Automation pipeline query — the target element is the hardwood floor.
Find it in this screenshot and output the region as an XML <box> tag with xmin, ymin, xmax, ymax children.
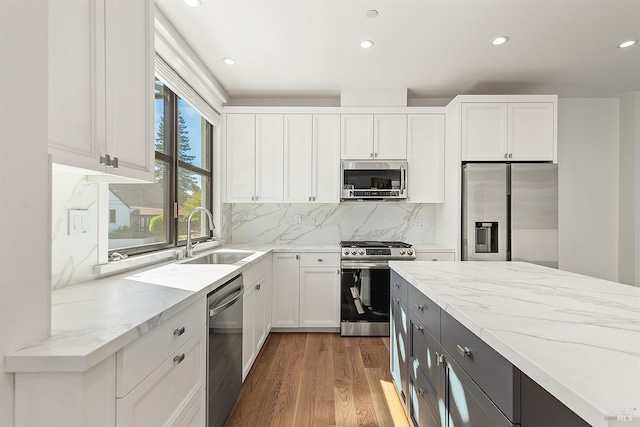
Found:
<box><xmin>227</xmin><ymin>333</ymin><xmax>411</xmax><ymax>427</ymax></box>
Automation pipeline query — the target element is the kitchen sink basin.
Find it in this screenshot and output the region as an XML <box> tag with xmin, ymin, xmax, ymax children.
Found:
<box><xmin>183</xmin><ymin>251</ymin><xmax>255</xmax><ymax>265</ymax></box>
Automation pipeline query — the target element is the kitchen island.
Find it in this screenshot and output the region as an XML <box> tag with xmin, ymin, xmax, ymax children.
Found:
<box><xmin>389</xmin><ymin>261</ymin><xmax>640</xmax><ymax>427</ymax></box>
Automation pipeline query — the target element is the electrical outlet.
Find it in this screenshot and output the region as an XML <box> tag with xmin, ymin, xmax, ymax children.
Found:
<box><xmin>418</xmin><ymin>216</ymin><xmax>425</xmax><ymax>227</ymax></box>
<box><xmin>69</xmin><ymin>209</ymin><xmax>89</xmax><ymax>236</ymax></box>
<box><xmin>294</xmin><ymin>214</ymin><xmax>302</xmax><ymax>225</ymax></box>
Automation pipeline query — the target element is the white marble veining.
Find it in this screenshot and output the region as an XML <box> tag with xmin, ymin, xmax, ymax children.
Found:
<box><xmin>230</xmin><ymin>202</ymin><xmax>435</xmax><ymax>244</ymax></box>
<box><xmin>389</xmin><ymin>261</ymin><xmax>640</xmax><ymax>427</ymax></box>
<box><xmin>5</xmin><ymin>249</ymin><xmax>268</xmax><ymax>373</ymax></box>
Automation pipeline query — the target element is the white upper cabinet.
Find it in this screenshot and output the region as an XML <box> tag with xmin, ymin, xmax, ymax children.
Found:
<box><xmin>406</xmin><ymin>114</ymin><xmax>445</xmax><ymax>203</ymax></box>
<box><xmin>374</xmin><ymin>114</ymin><xmax>407</xmax><ymax>159</ymax></box>
<box><xmin>226</xmin><ymin>114</ymin><xmax>284</xmax><ymax>203</ymax></box>
<box><xmin>341</xmin><ymin>114</ymin><xmax>407</xmax><ymax>160</ymax></box>
<box><xmin>461</xmin><ymin>102</ymin><xmax>555</xmax><ymax>161</ymax></box>
<box><xmin>48</xmin><ymin>0</ymin><xmax>154</xmax><ymax>182</ymax></box>
<box><xmin>284</xmin><ymin>114</ymin><xmax>340</xmax><ymax>203</ymax></box>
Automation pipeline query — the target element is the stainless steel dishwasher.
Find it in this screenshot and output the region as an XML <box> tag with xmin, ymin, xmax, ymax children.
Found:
<box><xmin>207</xmin><ymin>274</ymin><xmax>244</xmax><ymax>427</ymax></box>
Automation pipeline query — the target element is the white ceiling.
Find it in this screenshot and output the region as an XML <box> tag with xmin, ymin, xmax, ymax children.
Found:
<box><xmin>155</xmin><ymin>0</ymin><xmax>640</xmax><ymax>103</ymax></box>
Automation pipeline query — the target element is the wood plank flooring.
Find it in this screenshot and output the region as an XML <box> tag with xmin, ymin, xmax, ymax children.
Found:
<box><xmin>227</xmin><ymin>333</ymin><xmax>411</xmax><ymax>427</ymax></box>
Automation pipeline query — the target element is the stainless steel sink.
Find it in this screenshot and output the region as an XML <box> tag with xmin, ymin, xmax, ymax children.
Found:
<box><xmin>183</xmin><ymin>251</ymin><xmax>255</xmax><ymax>265</ymax></box>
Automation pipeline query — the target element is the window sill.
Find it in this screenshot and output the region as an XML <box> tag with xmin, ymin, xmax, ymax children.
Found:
<box><xmin>94</xmin><ymin>241</ymin><xmax>223</xmax><ymax>276</ymax></box>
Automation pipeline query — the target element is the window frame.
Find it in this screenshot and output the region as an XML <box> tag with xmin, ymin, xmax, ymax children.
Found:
<box><xmin>107</xmin><ymin>79</ymin><xmax>214</xmax><ymax>257</ymax></box>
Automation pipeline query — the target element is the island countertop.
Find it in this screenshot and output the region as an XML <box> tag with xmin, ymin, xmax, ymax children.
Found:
<box><xmin>388</xmin><ymin>261</ymin><xmax>640</xmax><ymax>427</ymax></box>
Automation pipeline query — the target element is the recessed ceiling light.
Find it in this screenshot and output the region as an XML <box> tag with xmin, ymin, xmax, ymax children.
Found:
<box><xmin>183</xmin><ymin>0</ymin><xmax>201</xmax><ymax>7</ymax></box>
<box><xmin>222</xmin><ymin>57</ymin><xmax>236</xmax><ymax>65</ymax></box>
<box><xmin>366</xmin><ymin>9</ymin><xmax>378</xmax><ymax>18</ymax></box>
<box><xmin>619</xmin><ymin>40</ymin><xmax>638</xmax><ymax>48</ymax></box>
<box><xmin>492</xmin><ymin>36</ymin><xmax>509</xmax><ymax>46</ymax></box>
<box><xmin>360</xmin><ymin>40</ymin><xmax>374</xmax><ymax>49</ymax></box>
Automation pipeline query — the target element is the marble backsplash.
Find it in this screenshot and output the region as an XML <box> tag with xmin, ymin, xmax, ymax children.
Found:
<box><xmin>228</xmin><ymin>202</ymin><xmax>436</xmax><ymax>245</ymax></box>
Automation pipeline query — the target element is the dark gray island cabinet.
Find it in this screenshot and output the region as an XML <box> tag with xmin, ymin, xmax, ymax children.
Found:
<box><xmin>391</xmin><ymin>268</ymin><xmax>596</xmax><ymax>427</ymax></box>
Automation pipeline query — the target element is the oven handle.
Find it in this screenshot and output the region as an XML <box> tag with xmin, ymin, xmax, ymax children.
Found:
<box><xmin>341</xmin><ymin>261</ymin><xmax>389</xmax><ymax>269</ymax></box>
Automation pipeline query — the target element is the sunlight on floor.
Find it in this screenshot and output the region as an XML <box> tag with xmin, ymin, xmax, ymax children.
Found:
<box><xmin>380</xmin><ymin>379</ymin><xmax>412</xmax><ymax>427</ymax></box>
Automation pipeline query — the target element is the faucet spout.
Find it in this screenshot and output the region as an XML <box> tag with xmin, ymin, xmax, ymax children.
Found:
<box><xmin>185</xmin><ymin>207</ymin><xmax>216</xmax><ymax>258</ymax></box>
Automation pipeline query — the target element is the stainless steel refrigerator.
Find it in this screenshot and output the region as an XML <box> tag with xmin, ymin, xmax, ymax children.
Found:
<box><xmin>462</xmin><ymin>163</ymin><xmax>558</xmax><ymax>268</ymax></box>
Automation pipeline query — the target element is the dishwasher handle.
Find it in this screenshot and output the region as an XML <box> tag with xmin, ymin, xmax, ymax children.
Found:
<box><xmin>209</xmin><ymin>284</ymin><xmax>244</xmax><ymax>317</ymax></box>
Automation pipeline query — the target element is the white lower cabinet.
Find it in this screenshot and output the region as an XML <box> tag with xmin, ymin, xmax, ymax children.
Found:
<box><xmin>272</xmin><ymin>252</ymin><xmax>340</xmax><ymax>329</ymax></box>
<box><xmin>177</xmin><ymin>390</ymin><xmax>206</xmax><ymax>427</ymax></box>
<box><xmin>116</xmin><ymin>325</ymin><xmax>206</xmax><ymax>427</ymax></box>
<box><xmin>242</xmin><ymin>255</ymin><xmax>273</xmax><ymax>379</ymax></box>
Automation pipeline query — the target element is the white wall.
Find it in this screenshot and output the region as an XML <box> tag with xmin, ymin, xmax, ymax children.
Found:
<box><xmin>618</xmin><ymin>92</ymin><xmax>638</xmax><ymax>285</ymax></box>
<box><xmin>0</xmin><ymin>1</ymin><xmax>51</xmax><ymax>425</ymax></box>
<box><xmin>558</xmin><ymin>98</ymin><xmax>620</xmax><ymax>281</ymax></box>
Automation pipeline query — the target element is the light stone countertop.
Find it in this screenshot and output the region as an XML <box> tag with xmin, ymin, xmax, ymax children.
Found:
<box><xmin>389</xmin><ymin>260</ymin><xmax>640</xmax><ymax>427</ymax></box>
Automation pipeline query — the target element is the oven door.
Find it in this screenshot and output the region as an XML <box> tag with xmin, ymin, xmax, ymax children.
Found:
<box><xmin>340</xmin><ymin>261</ymin><xmax>391</xmax><ymax>337</ymax></box>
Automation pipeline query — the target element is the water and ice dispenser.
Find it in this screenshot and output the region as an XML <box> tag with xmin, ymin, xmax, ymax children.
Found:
<box><xmin>475</xmin><ymin>222</ymin><xmax>499</xmax><ymax>253</ymax></box>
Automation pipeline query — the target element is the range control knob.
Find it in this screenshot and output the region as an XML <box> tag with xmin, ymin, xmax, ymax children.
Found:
<box><xmin>407</xmin><ymin>248</ymin><xmax>414</xmax><ymax>256</ymax></box>
<box><xmin>351</xmin><ymin>249</ymin><xmax>357</xmax><ymax>255</ymax></box>
<box><xmin>358</xmin><ymin>249</ymin><xmax>365</xmax><ymax>255</ymax></box>
<box><xmin>399</xmin><ymin>248</ymin><xmax>406</xmax><ymax>255</ymax></box>
<box><xmin>343</xmin><ymin>249</ymin><xmax>350</xmax><ymax>256</ymax></box>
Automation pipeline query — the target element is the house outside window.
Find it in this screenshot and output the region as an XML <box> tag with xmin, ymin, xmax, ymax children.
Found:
<box><xmin>108</xmin><ymin>79</ymin><xmax>214</xmax><ymax>253</ymax></box>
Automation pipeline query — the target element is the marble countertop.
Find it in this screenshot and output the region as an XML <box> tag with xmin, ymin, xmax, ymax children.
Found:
<box><xmin>389</xmin><ymin>261</ymin><xmax>640</xmax><ymax>427</ymax></box>
<box><xmin>5</xmin><ymin>249</ymin><xmax>267</xmax><ymax>373</ymax></box>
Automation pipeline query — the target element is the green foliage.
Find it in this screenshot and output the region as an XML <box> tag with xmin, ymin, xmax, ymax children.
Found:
<box><xmin>149</xmin><ymin>215</ymin><xmax>165</xmax><ymax>237</ymax></box>
<box><xmin>109</xmin><ymin>225</ymin><xmax>153</xmax><ymax>239</ymax></box>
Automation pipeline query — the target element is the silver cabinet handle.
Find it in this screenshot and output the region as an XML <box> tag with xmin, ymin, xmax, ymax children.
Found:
<box><xmin>370</xmin><ymin>152</ymin><xmax>374</xmax><ymax>158</ymax></box>
<box><xmin>415</xmin><ymin>325</ymin><xmax>424</xmax><ymax>333</ymax></box>
<box><xmin>509</xmin><ymin>153</ymin><xmax>513</xmax><ymax>158</ymax></box>
<box><xmin>432</xmin><ymin>258</ymin><xmax>438</xmax><ymax>261</ymax></box>
<box><xmin>112</xmin><ymin>156</ymin><xmax>119</xmax><ymax>168</ymax></box>
<box><xmin>173</xmin><ymin>353</ymin><xmax>185</xmax><ymax>364</ymax></box>
<box><xmin>313</xmin><ymin>196</ymin><xmax>316</xmax><ymax>201</ymax></box>
<box><xmin>417</xmin><ymin>387</ymin><xmax>425</xmax><ymax>397</ymax></box>
<box><xmin>457</xmin><ymin>345</ymin><xmax>472</xmax><ymax>358</ymax></box>
<box><xmin>392</xmin><ymin>298</ymin><xmax>399</xmax><ymax>304</ymax></box>
<box><xmin>415</xmin><ymin>304</ymin><xmax>424</xmax><ymax>311</ymax></box>
<box><xmin>308</xmin><ymin>196</ymin><xmax>311</xmax><ymax>201</ymax></box>
<box><xmin>295</xmin><ymin>254</ymin><xmax>299</xmax><ymax>260</ymax></box>
<box><xmin>317</xmin><ymin>258</ymin><xmax>323</xmax><ymax>262</ymax></box>
<box><xmin>337</xmin><ymin>269</ymin><xmax>340</xmax><ymax>274</ymax></box>
<box><xmin>436</xmin><ymin>352</ymin><xmax>444</xmax><ymax>366</ymax></box>
<box><xmin>504</xmin><ymin>153</ymin><xmax>508</xmax><ymax>159</ymax></box>
<box><xmin>256</xmin><ymin>283</ymin><xmax>261</xmax><ymax>291</ymax></box>
<box><xmin>393</xmin><ymin>283</ymin><xmax>400</xmax><ymax>289</ymax></box>
<box><xmin>173</xmin><ymin>327</ymin><xmax>185</xmax><ymax>337</ymax></box>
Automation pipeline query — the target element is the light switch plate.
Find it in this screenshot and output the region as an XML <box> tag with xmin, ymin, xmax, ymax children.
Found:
<box><xmin>69</xmin><ymin>209</ymin><xmax>89</xmax><ymax>236</ymax></box>
<box><xmin>418</xmin><ymin>216</ymin><xmax>425</xmax><ymax>227</ymax></box>
<box><xmin>294</xmin><ymin>214</ymin><xmax>302</xmax><ymax>225</ymax></box>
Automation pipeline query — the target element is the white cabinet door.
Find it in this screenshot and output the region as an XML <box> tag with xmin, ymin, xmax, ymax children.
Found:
<box><xmin>48</xmin><ymin>0</ymin><xmax>103</xmax><ymax>173</ymax></box>
<box><xmin>508</xmin><ymin>103</ymin><xmax>555</xmax><ymax>161</ymax></box>
<box><xmin>253</xmin><ymin>274</ymin><xmax>268</xmax><ymax>353</ymax></box>
<box><xmin>226</xmin><ymin>114</ymin><xmax>256</xmax><ymax>202</ymax></box>
<box><xmin>177</xmin><ymin>391</ymin><xmax>205</xmax><ymax>427</ymax></box>
<box><xmin>341</xmin><ymin>115</ymin><xmax>374</xmax><ymax>159</ymax></box>
<box><xmin>271</xmin><ymin>253</ymin><xmax>300</xmax><ymax>328</ymax></box>
<box><xmin>299</xmin><ymin>268</ymin><xmax>340</xmax><ymax>328</ymax></box>
<box><xmin>313</xmin><ymin>114</ymin><xmax>341</xmax><ymax>203</ymax></box>
<box><xmin>374</xmin><ymin>115</ymin><xmax>407</xmax><ymax>159</ymax></box>
<box><xmin>255</xmin><ymin>114</ymin><xmax>284</xmax><ymax>203</ymax></box>
<box><xmin>104</xmin><ymin>0</ymin><xmax>154</xmax><ymax>182</ymax></box>
<box><xmin>284</xmin><ymin>115</ymin><xmax>313</xmax><ymax>202</ymax></box>
<box><xmin>461</xmin><ymin>103</ymin><xmax>509</xmax><ymax>161</ymax></box>
<box><xmin>242</xmin><ymin>284</ymin><xmax>256</xmax><ymax>379</ymax></box>
<box><xmin>407</xmin><ymin>114</ymin><xmax>445</xmax><ymax>203</ymax></box>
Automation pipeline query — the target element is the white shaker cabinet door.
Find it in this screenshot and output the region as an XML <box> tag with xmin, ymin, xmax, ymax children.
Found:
<box><xmin>299</xmin><ymin>268</ymin><xmax>340</xmax><ymax>328</ymax></box>
<box><xmin>242</xmin><ymin>283</ymin><xmax>256</xmax><ymax>380</ymax></box>
<box><xmin>226</xmin><ymin>114</ymin><xmax>256</xmax><ymax>202</ymax></box>
<box><xmin>461</xmin><ymin>103</ymin><xmax>509</xmax><ymax>161</ymax></box>
<box><xmin>313</xmin><ymin>114</ymin><xmax>341</xmax><ymax>203</ymax></box>
<box><xmin>341</xmin><ymin>115</ymin><xmax>374</xmax><ymax>159</ymax></box>
<box><xmin>255</xmin><ymin>114</ymin><xmax>284</xmax><ymax>203</ymax></box>
<box><xmin>374</xmin><ymin>114</ymin><xmax>407</xmax><ymax>160</ymax></box>
<box><xmin>508</xmin><ymin>103</ymin><xmax>555</xmax><ymax>161</ymax></box>
<box><xmin>284</xmin><ymin>114</ymin><xmax>313</xmax><ymax>202</ymax></box>
<box><xmin>407</xmin><ymin>114</ymin><xmax>445</xmax><ymax>203</ymax></box>
<box><xmin>271</xmin><ymin>253</ymin><xmax>300</xmax><ymax>328</ymax></box>
<box><xmin>104</xmin><ymin>0</ymin><xmax>154</xmax><ymax>182</ymax></box>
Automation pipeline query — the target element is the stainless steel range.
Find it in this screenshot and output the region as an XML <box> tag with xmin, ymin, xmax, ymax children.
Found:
<box><xmin>340</xmin><ymin>241</ymin><xmax>415</xmax><ymax>336</ymax></box>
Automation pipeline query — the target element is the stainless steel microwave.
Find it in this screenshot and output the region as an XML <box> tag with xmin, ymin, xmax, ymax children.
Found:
<box><xmin>341</xmin><ymin>161</ymin><xmax>407</xmax><ymax>201</ymax></box>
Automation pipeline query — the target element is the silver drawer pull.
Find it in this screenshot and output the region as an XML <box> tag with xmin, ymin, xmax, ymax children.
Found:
<box><xmin>173</xmin><ymin>353</ymin><xmax>185</xmax><ymax>364</ymax></box>
<box><xmin>392</xmin><ymin>298</ymin><xmax>399</xmax><ymax>304</ymax></box>
<box><xmin>415</xmin><ymin>304</ymin><xmax>424</xmax><ymax>311</ymax></box>
<box><xmin>173</xmin><ymin>327</ymin><xmax>185</xmax><ymax>337</ymax></box>
<box><xmin>415</xmin><ymin>325</ymin><xmax>424</xmax><ymax>333</ymax></box>
<box><xmin>457</xmin><ymin>345</ymin><xmax>472</xmax><ymax>358</ymax></box>
<box><xmin>317</xmin><ymin>258</ymin><xmax>323</xmax><ymax>262</ymax></box>
<box><xmin>417</xmin><ymin>387</ymin><xmax>425</xmax><ymax>397</ymax></box>
<box><xmin>436</xmin><ymin>352</ymin><xmax>444</xmax><ymax>366</ymax></box>
<box><xmin>394</xmin><ymin>283</ymin><xmax>400</xmax><ymax>288</ymax></box>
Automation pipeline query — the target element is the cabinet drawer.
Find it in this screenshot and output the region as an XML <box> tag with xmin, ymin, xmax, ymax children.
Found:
<box><xmin>409</xmin><ymin>368</ymin><xmax>440</xmax><ymax>427</ymax></box>
<box><xmin>409</xmin><ymin>314</ymin><xmax>441</xmax><ymax>395</ymax></box>
<box><xmin>408</xmin><ymin>285</ymin><xmax>440</xmax><ymax>341</ymax></box>
<box><xmin>299</xmin><ymin>252</ymin><xmax>340</xmax><ymax>267</ymax></box>
<box><xmin>414</xmin><ymin>251</ymin><xmax>455</xmax><ymax>262</ymax></box>
<box><xmin>244</xmin><ymin>255</ymin><xmax>271</xmax><ymax>285</ymax></box>
<box><xmin>390</xmin><ymin>270</ymin><xmax>408</xmax><ymax>303</ymax></box>
<box><xmin>441</xmin><ymin>311</ymin><xmax>520</xmax><ymax>423</ymax></box>
<box><xmin>445</xmin><ymin>351</ymin><xmax>515</xmax><ymax>427</ymax></box>
<box><xmin>116</xmin><ymin>298</ymin><xmax>206</xmax><ymax>397</ymax></box>
<box><xmin>117</xmin><ymin>326</ymin><xmax>206</xmax><ymax>427</ymax></box>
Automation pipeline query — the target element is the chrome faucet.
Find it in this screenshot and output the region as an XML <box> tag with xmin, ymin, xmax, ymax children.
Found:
<box><xmin>185</xmin><ymin>207</ymin><xmax>215</xmax><ymax>258</ymax></box>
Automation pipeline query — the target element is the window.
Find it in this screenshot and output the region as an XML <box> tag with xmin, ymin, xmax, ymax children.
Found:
<box><xmin>108</xmin><ymin>79</ymin><xmax>214</xmax><ymax>254</ymax></box>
